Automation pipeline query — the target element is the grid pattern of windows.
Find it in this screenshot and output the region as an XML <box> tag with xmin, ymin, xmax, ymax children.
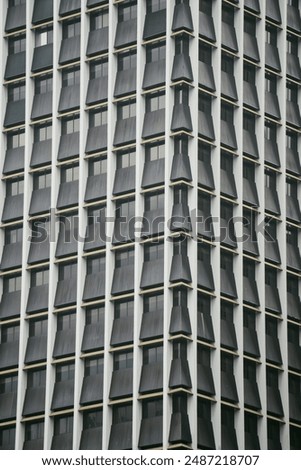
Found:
<box><xmin>0</xmin><ymin>0</ymin><xmax>300</xmax><ymax>452</ymax></box>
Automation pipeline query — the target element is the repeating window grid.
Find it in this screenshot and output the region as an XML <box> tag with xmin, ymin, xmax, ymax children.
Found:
<box><xmin>0</xmin><ymin>0</ymin><xmax>298</xmax><ymax>452</ymax></box>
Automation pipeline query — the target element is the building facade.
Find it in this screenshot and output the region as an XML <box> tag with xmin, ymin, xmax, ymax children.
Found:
<box><xmin>0</xmin><ymin>0</ymin><xmax>300</xmax><ymax>451</ymax></box>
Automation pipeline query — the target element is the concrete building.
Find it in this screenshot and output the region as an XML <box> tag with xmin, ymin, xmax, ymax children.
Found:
<box><xmin>0</xmin><ymin>0</ymin><xmax>300</xmax><ymax>450</ymax></box>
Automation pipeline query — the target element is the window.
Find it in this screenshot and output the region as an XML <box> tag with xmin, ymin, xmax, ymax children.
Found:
<box><xmin>34</xmin><ymin>123</ymin><xmax>52</xmax><ymax>142</ymax></box>
<box><xmin>265</xmin><ymin>217</ymin><xmax>277</xmax><ymax>242</ymax></box>
<box><xmin>145</xmin><ymin>142</ymin><xmax>165</xmax><ymax>161</ymax></box>
<box><xmin>199</xmin><ymin>0</ymin><xmax>212</xmax><ymax>15</ymax></box>
<box><xmin>243</xmin><ymin>260</ymin><xmax>256</xmax><ymax>280</ymax></box>
<box><xmin>8</xmin><ymin>34</ymin><xmax>26</xmax><ymax>54</ymax></box>
<box><xmin>287</xmin><ymin>34</ymin><xmax>298</xmax><ymax>55</ymax></box>
<box><xmin>0</xmin><ymin>375</ymin><xmax>18</xmax><ymax>394</ymax></box>
<box><xmin>198</xmin><ymin>398</ymin><xmax>211</xmax><ymax>421</ymax></box>
<box><xmin>146</xmin><ymin>41</ymin><xmax>166</xmax><ymax>62</ymax></box>
<box><xmin>287</xmin><ymin>83</ymin><xmax>298</xmax><ymax>103</ymax></box>
<box><xmin>3</xmin><ymin>275</ymin><xmax>21</xmax><ymax>293</ymax></box>
<box><xmin>143</xmin><ymin>345</ymin><xmax>163</xmax><ymax>364</ymax></box>
<box><xmin>199</xmin><ymin>42</ymin><xmax>212</xmax><ymax>64</ymax></box>
<box><xmin>173</xmin><ymin>236</ymin><xmax>188</xmax><ymax>256</ymax></box>
<box><xmin>197</xmin><ymin>244</ymin><xmax>210</xmax><ymax>263</ymax></box>
<box><xmin>221</xmin><ymin>252</ymin><xmax>233</xmax><ymax>271</ymax></box>
<box><xmin>87</xmin><ymin>204</ymin><xmax>106</xmax><ymax>227</ymax></box>
<box><xmin>88</xmin><ymin>157</ymin><xmax>107</xmax><ymax>176</ymax></box>
<box><xmin>61</xmin><ymin>115</ymin><xmax>80</xmax><ymax>134</ymax></box>
<box><xmin>27</xmin><ymin>369</ymin><xmax>46</xmax><ymax>389</ymax></box>
<box><xmin>266</xmin><ymin>367</ymin><xmax>278</xmax><ymax>388</ymax></box>
<box><xmin>145</xmin><ymin>92</ymin><xmax>165</xmax><ymax>112</ymax></box>
<box><xmin>222</xmin><ymin>4</ymin><xmax>235</xmax><ymax>25</ymax></box>
<box><xmin>221</xmin><ymin>353</ymin><xmax>234</xmax><ymax>374</ymax></box>
<box><xmin>288</xmin><ymin>324</ymin><xmax>299</xmax><ymax>344</ymax></box>
<box><xmin>118</xmin><ymin>2</ymin><xmax>137</xmax><ymax>21</ymax></box>
<box><xmin>144</xmin><ymin>242</ymin><xmax>164</xmax><ymax>261</ymax></box>
<box><xmin>56</xmin><ymin>363</ymin><xmax>75</xmax><ymax>382</ymax></box>
<box><xmin>113</xmin><ymin>351</ymin><xmax>133</xmax><ymax>370</ymax></box>
<box><xmin>112</xmin><ymin>404</ymin><xmax>132</xmax><ymax>424</ymax></box>
<box><xmin>197</xmin><ymin>345</ymin><xmax>210</xmax><ymax>367</ymax></box>
<box><xmin>266</xmin><ymin>317</ymin><xmax>277</xmax><ymax>340</ymax></box>
<box><xmin>221</xmin><ymin>103</ymin><xmax>234</xmax><ymax>122</ymax></box>
<box><xmin>31</xmin><ymin>219</ymin><xmax>50</xmax><ymax>243</ymax></box>
<box><xmin>34</xmin><ymin>75</ymin><xmax>52</xmax><ymax>94</ymax></box>
<box><xmin>174</xmin><ymin>186</ymin><xmax>188</xmax><ymax>204</ymax></box>
<box><xmin>175</xmin><ymin>35</ymin><xmax>189</xmax><ymax>55</ymax></box>
<box><xmin>145</xmin><ymin>192</ymin><xmax>164</xmax><ymax>211</ymax></box>
<box><xmin>286</xmin><ymin>130</ymin><xmax>298</xmax><ymax>151</ymax></box>
<box><xmin>89</xmin><ymin>108</ymin><xmax>108</xmax><ymax>127</ymax></box>
<box><xmin>35</xmin><ymin>26</ymin><xmax>53</xmax><ymax>47</ymax></box>
<box><xmin>61</xmin><ymin>164</ymin><xmax>79</xmax><ymax>183</ymax></box>
<box><xmin>288</xmin><ymin>0</ymin><xmax>298</xmax><ymax>5</ymax></box>
<box><xmin>84</xmin><ymin>357</ymin><xmax>103</xmax><ymax>376</ymax></box>
<box><xmin>33</xmin><ymin>171</ymin><xmax>51</xmax><ymax>190</ymax></box>
<box><xmin>244</xmin><ymin>15</ymin><xmax>256</xmax><ymax>35</ymax></box>
<box><xmin>146</xmin><ymin>0</ymin><xmax>166</xmax><ymax>13</ymax></box>
<box><xmin>243</xmin><ymin>63</ymin><xmax>256</xmax><ymax>83</ymax></box>
<box><xmin>1</xmin><ymin>324</ymin><xmax>19</xmax><ymax>343</ymax></box>
<box><xmin>287</xmin><ymin>274</ymin><xmax>299</xmax><ymax>295</ymax></box>
<box><xmin>197</xmin><ymin>293</ymin><xmax>210</xmax><ymax>315</ymax></box>
<box><xmin>265</xmin><ymin>121</ymin><xmax>277</xmax><ymax>142</ymax></box>
<box><xmin>7</xmin><ymin>129</ymin><xmax>25</xmax><ymax>149</ymax></box>
<box><xmin>9</xmin><ymin>0</ymin><xmax>26</xmax><ymax>6</ymax></box>
<box><xmin>114</xmin><ymin>299</ymin><xmax>134</xmax><ymax>318</ymax></box>
<box><xmin>31</xmin><ymin>268</ymin><xmax>49</xmax><ymax>287</ymax></box>
<box><xmin>29</xmin><ymin>318</ymin><xmax>47</xmax><ymax>337</ymax></box>
<box><xmin>25</xmin><ymin>421</ymin><xmax>44</xmax><ymax>442</ymax></box>
<box><xmin>8</xmin><ymin>82</ymin><xmax>25</xmax><ymax>102</ymax></box>
<box><xmin>287</xmin><ymin>178</ymin><xmax>298</xmax><ymax>198</ymax></box>
<box><xmin>173</xmin><ymin>340</ymin><xmax>187</xmax><ymax>359</ymax></box>
<box><xmin>221</xmin><ymin>152</ymin><xmax>233</xmax><ymax>173</ymax></box>
<box><xmin>265</xmin><ymin>74</ymin><xmax>277</xmax><ymax>94</ymax></box>
<box><xmin>87</xmin><ymin>255</ymin><xmax>105</xmax><ymax>274</ymax></box>
<box><xmin>62</xmin><ymin>19</ymin><xmax>80</xmax><ymax>39</ymax></box>
<box><xmin>244</xmin><ymin>360</ymin><xmax>256</xmax><ymax>381</ymax></box>
<box><xmin>221</xmin><ymin>53</ymin><xmax>234</xmax><ymax>74</ymax></box>
<box><xmin>117</xmin><ymin>51</ymin><xmax>137</xmax><ymax>71</ymax></box>
<box><xmin>245</xmin><ymin>412</ymin><xmax>257</xmax><ymax>435</ymax></box>
<box><xmin>289</xmin><ymin>374</ymin><xmax>300</xmax><ymax>396</ymax></box>
<box><xmin>144</xmin><ymin>293</ymin><xmax>163</xmax><ymax>312</ymax></box>
<box><xmin>117</xmin><ymin>100</ymin><xmax>136</xmax><ymax>119</ymax></box>
<box><xmin>83</xmin><ymin>410</ymin><xmax>102</xmax><ymax>429</ymax></box>
<box><xmin>243</xmin><ymin>161</ymin><xmax>255</xmax><ymax>181</ymax></box>
<box><xmin>62</xmin><ymin>67</ymin><xmax>80</xmax><ymax>87</ymax></box>
<box><xmin>142</xmin><ymin>398</ymin><xmax>163</xmax><ymax>418</ymax></box>
<box><xmin>6</xmin><ymin>178</ymin><xmax>24</xmax><ymax>196</ymax></box>
<box><xmin>90</xmin><ymin>59</ymin><xmax>108</xmax><ymax>80</ymax></box>
<box><xmin>115</xmin><ymin>249</ymin><xmax>134</xmax><ymax>268</ymax></box>
<box><xmin>5</xmin><ymin>226</ymin><xmax>22</xmax><ymax>244</ymax></box>
<box><xmin>90</xmin><ymin>9</ymin><xmax>109</xmax><ymax>30</ymax></box>
<box><xmin>243</xmin><ymin>112</ymin><xmax>256</xmax><ymax>133</ymax></box>
<box><xmin>0</xmin><ymin>426</ymin><xmax>15</xmax><ymax>449</ymax></box>
<box><xmin>266</xmin><ymin>26</ymin><xmax>277</xmax><ymax>46</ymax></box>
<box><xmin>116</xmin><ymin>149</ymin><xmax>135</xmax><ymax>168</ymax></box>
<box><xmin>54</xmin><ymin>416</ymin><xmax>73</xmax><ymax>435</ymax></box>
<box><xmin>86</xmin><ymin>306</ymin><xmax>104</xmax><ymax>325</ymax></box>
<box><xmin>57</xmin><ymin>312</ymin><xmax>76</xmax><ymax>332</ymax></box>
<box><xmin>265</xmin><ymin>170</ymin><xmax>277</xmax><ymax>190</ymax></box>
<box><xmin>265</xmin><ymin>267</ymin><xmax>277</xmax><ymax>288</ymax></box>
<box><xmin>174</xmin><ymin>85</ymin><xmax>189</xmax><ymax>105</ymax></box>
<box><xmin>198</xmin><ymin>92</ymin><xmax>212</xmax><ymax>113</ymax></box>
<box><xmin>58</xmin><ymin>262</ymin><xmax>77</xmax><ymax>281</ymax></box>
